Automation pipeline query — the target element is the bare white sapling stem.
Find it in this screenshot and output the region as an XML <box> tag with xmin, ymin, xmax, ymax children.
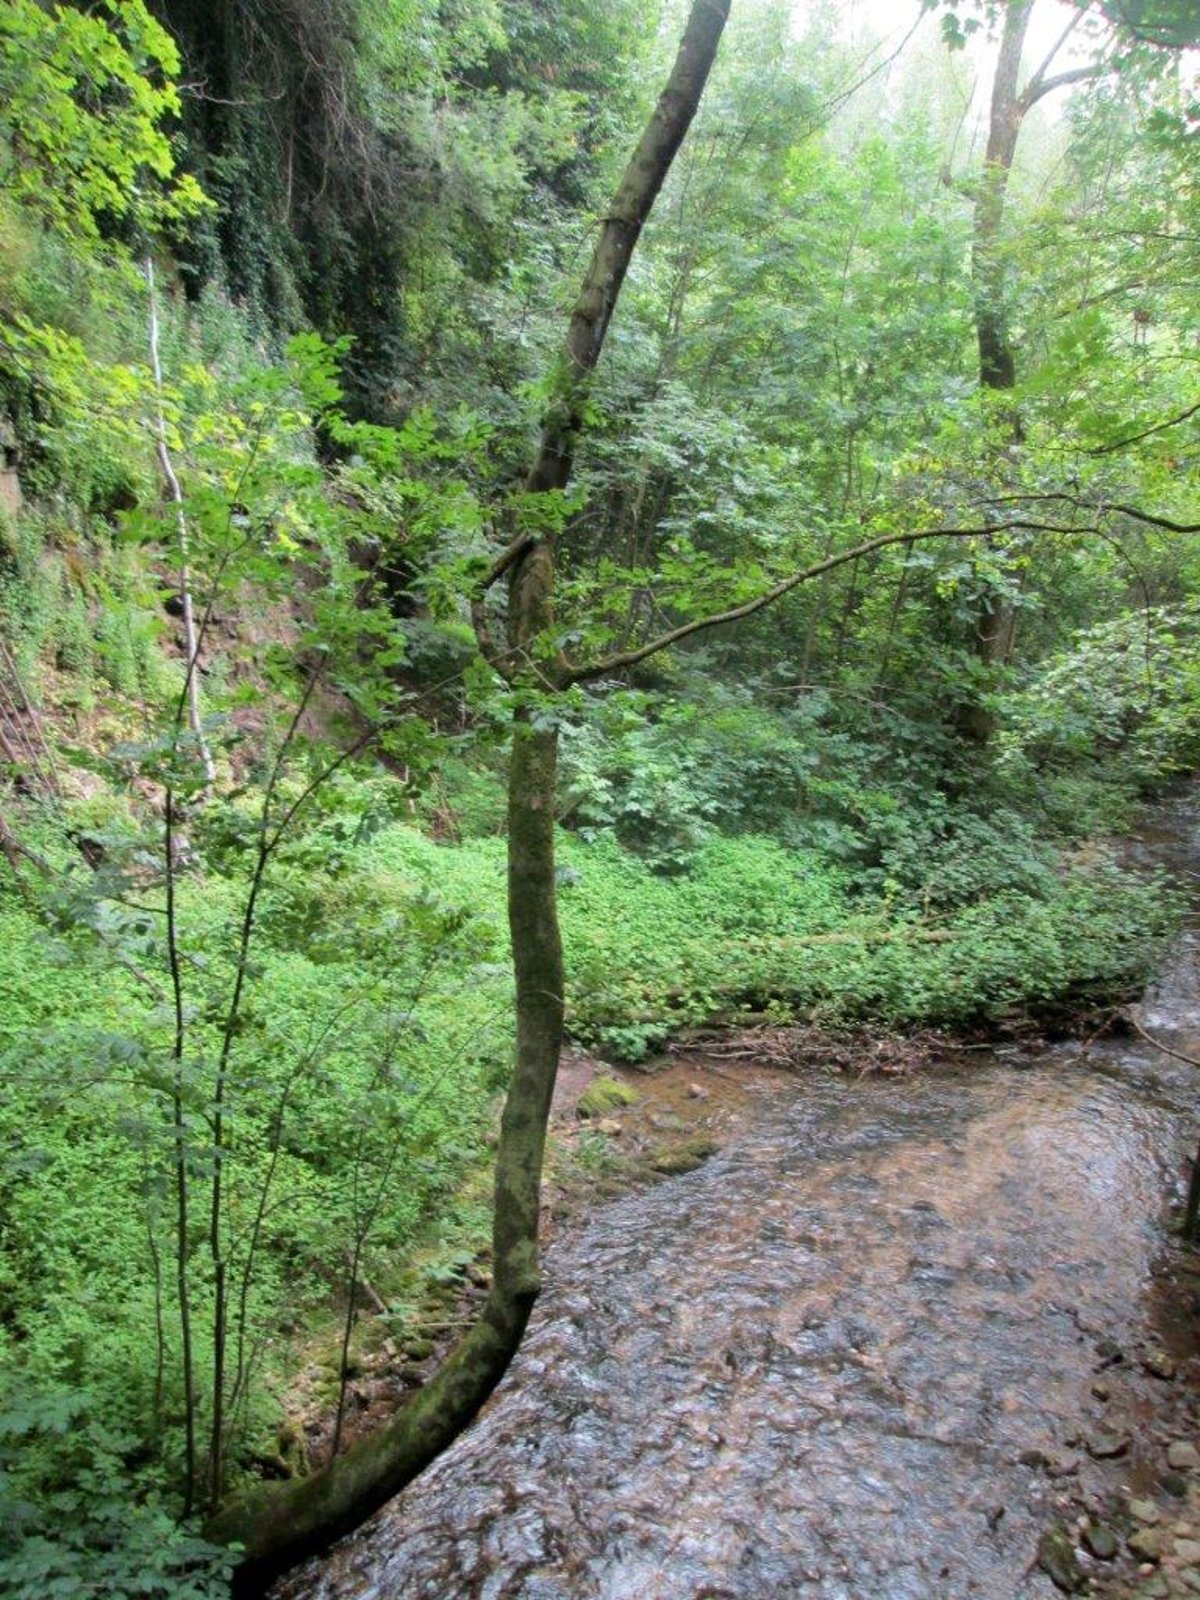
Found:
<box><xmin>144</xmin><ymin>257</ymin><xmax>215</xmax><ymax>789</ymax></box>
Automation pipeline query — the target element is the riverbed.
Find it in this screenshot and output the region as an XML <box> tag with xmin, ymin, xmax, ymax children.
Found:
<box><xmin>278</xmin><ymin>794</ymin><xmax>1200</xmax><ymax>1599</ymax></box>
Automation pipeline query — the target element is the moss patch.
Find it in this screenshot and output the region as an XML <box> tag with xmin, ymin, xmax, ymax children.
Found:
<box><xmin>648</xmin><ymin>1136</ymin><xmax>719</xmax><ymax>1175</ymax></box>
<box><xmin>577</xmin><ymin>1076</ymin><xmax>638</xmax><ymax>1119</ymax></box>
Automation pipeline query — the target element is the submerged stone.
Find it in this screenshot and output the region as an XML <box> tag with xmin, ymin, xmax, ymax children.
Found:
<box><xmin>1088</xmin><ymin>1431</ymin><xmax>1131</xmax><ymax>1459</ymax></box>
<box><xmin>1081</xmin><ymin>1522</ymin><xmax>1119</xmax><ymax>1560</ymax></box>
<box><xmin>1037</xmin><ymin>1525</ymin><xmax>1086</xmax><ymax>1593</ymax></box>
<box><xmin>1129</xmin><ymin>1527</ymin><xmax>1167</xmax><ymax>1560</ymax></box>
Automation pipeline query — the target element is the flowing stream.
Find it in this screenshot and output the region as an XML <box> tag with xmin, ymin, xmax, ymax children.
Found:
<box><xmin>280</xmin><ymin>795</ymin><xmax>1200</xmax><ymax>1599</ymax></box>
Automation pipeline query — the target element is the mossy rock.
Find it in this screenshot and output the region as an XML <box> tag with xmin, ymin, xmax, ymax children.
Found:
<box><xmin>578</xmin><ymin>1076</ymin><xmax>637</xmax><ymax>1119</ymax></box>
<box><xmin>649</xmin><ymin>1136</ymin><xmax>719</xmax><ymax>1175</ymax></box>
<box><xmin>1036</xmin><ymin>1524</ymin><xmax>1086</xmax><ymax>1594</ymax></box>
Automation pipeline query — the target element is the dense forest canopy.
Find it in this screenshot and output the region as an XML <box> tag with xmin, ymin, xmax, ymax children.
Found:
<box><xmin>0</xmin><ymin>0</ymin><xmax>1198</xmax><ymax>1593</ymax></box>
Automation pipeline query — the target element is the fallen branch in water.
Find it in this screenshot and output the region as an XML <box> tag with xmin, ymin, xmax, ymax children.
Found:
<box><xmin>1124</xmin><ymin>1009</ymin><xmax>1200</xmax><ymax>1070</ymax></box>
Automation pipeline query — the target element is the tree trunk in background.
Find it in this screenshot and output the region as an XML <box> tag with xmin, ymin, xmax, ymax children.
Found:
<box><xmin>207</xmin><ymin>2</ymin><xmax>731</xmax><ymax>1590</ymax></box>
<box><xmin>959</xmin><ymin>0</ymin><xmax>1032</xmax><ymax>745</ymax></box>
<box><xmin>958</xmin><ymin>0</ymin><xmax>1095</xmax><ymax>744</ymax></box>
<box><xmin>973</xmin><ymin>0</ymin><xmax>1030</xmax><ymax>398</ymax></box>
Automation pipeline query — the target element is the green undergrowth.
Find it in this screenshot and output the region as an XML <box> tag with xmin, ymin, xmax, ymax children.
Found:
<box><xmin>555</xmin><ymin>830</ymin><xmax>1173</xmax><ymax>1058</ymax></box>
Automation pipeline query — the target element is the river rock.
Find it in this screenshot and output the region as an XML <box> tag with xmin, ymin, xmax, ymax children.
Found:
<box><xmin>1088</xmin><ymin>1431</ymin><xmax>1131</xmax><ymax>1459</ymax></box>
<box><xmin>1131</xmin><ymin>1499</ymin><xmax>1162</xmax><ymax>1525</ymax></box>
<box><xmin>1169</xmin><ymin>1442</ymin><xmax>1200</xmax><ymax>1470</ymax></box>
<box><xmin>1037</xmin><ymin>1525</ymin><xmax>1086</xmax><ymax>1594</ymax></box>
<box><xmin>1129</xmin><ymin>1527</ymin><xmax>1167</xmax><ymax>1560</ymax></box>
<box><xmin>649</xmin><ymin>1136</ymin><xmax>718</xmax><ymax>1175</ymax></box>
<box><xmin>1142</xmin><ymin>1347</ymin><xmax>1178</xmax><ymax>1380</ymax></box>
<box><xmin>1176</xmin><ymin>1539</ymin><xmax>1200</xmax><ymax>1565</ymax></box>
<box><xmin>1082</xmin><ymin>1522</ymin><xmax>1119</xmax><ymax>1560</ymax></box>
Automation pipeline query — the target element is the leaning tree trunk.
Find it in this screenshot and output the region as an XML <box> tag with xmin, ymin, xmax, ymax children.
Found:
<box><xmin>207</xmin><ymin>2</ymin><xmax>731</xmax><ymax>1590</ymax></box>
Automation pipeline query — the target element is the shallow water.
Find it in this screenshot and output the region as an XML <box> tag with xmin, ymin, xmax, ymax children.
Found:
<box><xmin>280</xmin><ymin>796</ymin><xmax>1200</xmax><ymax>1600</ymax></box>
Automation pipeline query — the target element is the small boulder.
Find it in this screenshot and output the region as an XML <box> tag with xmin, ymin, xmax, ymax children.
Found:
<box><xmin>1142</xmin><ymin>1347</ymin><xmax>1177</xmax><ymax>1380</ymax></box>
<box><xmin>649</xmin><ymin>1136</ymin><xmax>719</xmax><ymax>1175</ymax></box>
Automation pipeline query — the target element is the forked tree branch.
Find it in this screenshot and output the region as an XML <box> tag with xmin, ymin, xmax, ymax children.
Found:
<box><xmin>1019</xmin><ymin>63</ymin><xmax>1099</xmax><ymax>112</ymax></box>
<box><xmin>1018</xmin><ymin>6</ymin><xmax>1100</xmax><ymax>113</ymax></box>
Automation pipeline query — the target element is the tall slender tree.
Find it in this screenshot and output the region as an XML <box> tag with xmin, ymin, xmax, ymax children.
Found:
<box><xmin>208</xmin><ymin>2</ymin><xmax>733</xmax><ymax>1587</ymax></box>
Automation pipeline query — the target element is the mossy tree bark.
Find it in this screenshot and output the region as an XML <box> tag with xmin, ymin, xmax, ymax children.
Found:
<box><xmin>207</xmin><ymin>2</ymin><xmax>730</xmax><ymax>1591</ymax></box>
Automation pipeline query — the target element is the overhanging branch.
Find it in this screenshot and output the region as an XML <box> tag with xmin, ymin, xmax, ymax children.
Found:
<box><xmin>1088</xmin><ymin>398</ymin><xmax>1200</xmax><ymax>456</ymax></box>
<box><xmin>562</xmin><ymin>519</ymin><xmax>1091</xmax><ymax>685</ymax></box>
<box><xmin>974</xmin><ymin>491</ymin><xmax>1200</xmax><ymax>534</ymax></box>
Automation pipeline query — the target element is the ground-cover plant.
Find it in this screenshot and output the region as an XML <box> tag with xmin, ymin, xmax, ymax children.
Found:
<box><xmin>0</xmin><ymin>774</ymin><xmax>519</xmax><ymax>1589</ymax></box>
<box><xmin>553</xmin><ymin>827</ymin><xmax>1174</xmax><ymax>1057</ymax></box>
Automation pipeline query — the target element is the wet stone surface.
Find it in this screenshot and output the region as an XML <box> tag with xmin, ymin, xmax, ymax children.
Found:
<box><xmin>277</xmin><ymin>797</ymin><xmax>1200</xmax><ymax>1600</ymax></box>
